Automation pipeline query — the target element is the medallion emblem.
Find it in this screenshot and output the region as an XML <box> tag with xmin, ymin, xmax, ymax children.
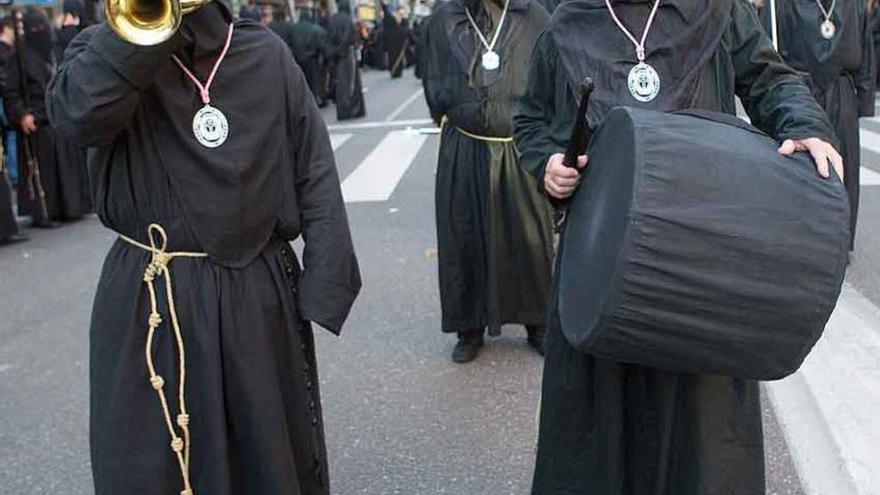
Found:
<box><xmin>627</xmin><ymin>62</ymin><xmax>660</xmax><ymax>103</ymax></box>
<box><xmin>820</xmin><ymin>19</ymin><xmax>836</xmax><ymax>39</ymax></box>
<box><xmin>481</xmin><ymin>50</ymin><xmax>500</xmax><ymax>71</ymax></box>
<box><xmin>193</xmin><ymin>105</ymin><xmax>229</xmax><ymax>148</ymax></box>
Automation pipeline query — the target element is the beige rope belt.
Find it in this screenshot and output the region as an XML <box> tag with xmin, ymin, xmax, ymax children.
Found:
<box><xmin>118</xmin><ymin>223</ymin><xmax>208</xmax><ymax>495</ymax></box>
<box><xmin>440</xmin><ymin>115</ymin><xmax>514</xmax><ymax>143</ymax></box>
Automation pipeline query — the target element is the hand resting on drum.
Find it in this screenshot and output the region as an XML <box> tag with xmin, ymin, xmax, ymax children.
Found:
<box><xmin>544</xmin><ymin>137</ymin><xmax>843</xmax><ymax>199</ymax></box>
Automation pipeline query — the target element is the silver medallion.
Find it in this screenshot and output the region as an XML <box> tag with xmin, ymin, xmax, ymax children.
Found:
<box><xmin>627</xmin><ymin>62</ymin><xmax>660</xmax><ymax>103</ymax></box>
<box><xmin>481</xmin><ymin>50</ymin><xmax>500</xmax><ymax>71</ymax></box>
<box><xmin>820</xmin><ymin>19</ymin><xmax>836</xmax><ymax>39</ymax></box>
<box><xmin>193</xmin><ymin>105</ymin><xmax>229</xmax><ymax>148</ymax></box>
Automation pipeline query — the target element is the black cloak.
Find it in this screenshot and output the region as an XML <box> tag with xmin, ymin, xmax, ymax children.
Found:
<box><xmin>327</xmin><ymin>7</ymin><xmax>366</xmax><ymax>120</ymax></box>
<box><xmin>292</xmin><ymin>17</ymin><xmax>329</xmax><ymax>104</ymax></box>
<box><xmin>0</xmin><ymin>39</ymin><xmax>17</xmax><ymax>241</ymax></box>
<box><xmin>874</xmin><ymin>2</ymin><xmax>880</xmax><ymax>85</ymax></box>
<box><xmin>423</xmin><ymin>0</ymin><xmax>554</xmax><ymax>335</ymax></box>
<box><xmin>55</xmin><ymin>20</ymin><xmax>94</xmax><ymax>218</ymax></box>
<box><xmin>48</xmin><ymin>3</ymin><xmax>361</xmax><ymax>494</ymax></box>
<box><xmin>5</xmin><ymin>8</ymin><xmax>90</xmax><ymax>222</ymax></box>
<box><xmin>514</xmin><ymin>0</ymin><xmax>836</xmax><ymax>493</ymax></box>
<box><xmin>381</xmin><ymin>2</ymin><xmax>410</xmax><ymax>78</ymax></box>
<box><xmin>765</xmin><ymin>0</ymin><xmax>875</xmax><ymax>250</ymax></box>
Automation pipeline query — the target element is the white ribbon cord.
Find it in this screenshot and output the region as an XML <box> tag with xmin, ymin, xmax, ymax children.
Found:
<box><xmin>815</xmin><ymin>0</ymin><xmax>836</xmax><ymax>23</ymax></box>
<box><xmin>604</xmin><ymin>0</ymin><xmax>663</xmax><ymax>63</ymax></box>
<box><xmin>465</xmin><ymin>0</ymin><xmax>511</xmax><ymax>55</ymax></box>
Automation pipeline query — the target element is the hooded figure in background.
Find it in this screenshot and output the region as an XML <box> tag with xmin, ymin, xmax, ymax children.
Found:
<box><xmin>48</xmin><ymin>0</ymin><xmax>361</xmax><ymax>492</ymax></box>
<box><xmin>239</xmin><ymin>4</ymin><xmax>262</xmax><ymax>21</ymax></box>
<box><xmin>327</xmin><ymin>0</ymin><xmax>366</xmax><ymax>120</ymax></box>
<box><xmin>5</xmin><ymin>7</ymin><xmax>89</xmax><ymax>226</ymax></box>
<box><xmin>0</xmin><ymin>15</ymin><xmax>25</xmax><ymax>245</ymax></box>
<box><xmin>766</xmin><ymin>0</ymin><xmax>875</xmax><ymax>253</ymax></box>
<box><xmin>293</xmin><ymin>10</ymin><xmax>330</xmax><ymax>106</ymax></box>
<box><xmin>380</xmin><ymin>0</ymin><xmax>410</xmax><ymax>78</ymax></box>
<box><xmin>264</xmin><ymin>2</ymin><xmax>297</xmax><ymax>54</ymax></box>
<box><xmin>55</xmin><ymin>0</ymin><xmax>94</xmax><ymax>217</ymax></box>
<box><xmin>56</xmin><ymin>0</ymin><xmax>86</xmax><ymax>57</ymax></box>
<box><xmin>422</xmin><ymin>0</ymin><xmax>554</xmax><ymax>363</ymax></box>
<box><xmin>515</xmin><ymin>0</ymin><xmax>840</xmax><ymax>493</ymax></box>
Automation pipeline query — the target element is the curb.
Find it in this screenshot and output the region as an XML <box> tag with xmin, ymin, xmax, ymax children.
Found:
<box><xmin>765</xmin><ymin>284</ymin><xmax>880</xmax><ymax>495</ymax></box>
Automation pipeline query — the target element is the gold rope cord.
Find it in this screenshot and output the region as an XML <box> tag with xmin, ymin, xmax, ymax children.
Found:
<box><xmin>22</xmin><ymin>137</ymin><xmax>48</xmax><ymax>220</ymax></box>
<box><xmin>119</xmin><ymin>223</ymin><xmax>208</xmax><ymax>495</ymax></box>
<box><xmin>440</xmin><ymin>116</ymin><xmax>514</xmax><ymax>143</ymax></box>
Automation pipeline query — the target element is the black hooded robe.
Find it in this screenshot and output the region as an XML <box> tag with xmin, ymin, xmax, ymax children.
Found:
<box><xmin>47</xmin><ymin>5</ymin><xmax>361</xmax><ymax>494</ymax></box>
<box><xmin>412</xmin><ymin>17</ymin><xmax>428</xmax><ymax>79</ymax></box>
<box><xmin>5</xmin><ymin>11</ymin><xmax>90</xmax><ymax>223</ymax></box>
<box><xmin>0</xmin><ymin>41</ymin><xmax>18</xmax><ymax>242</ymax></box>
<box><xmin>767</xmin><ymin>0</ymin><xmax>875</xmax><ymax>250</ymax></box>
<box><xmin>55</xmin><ymin>21</ymin><xmax>93</xmax><ymax>217</ymax></box>
<box><xmin>292</xmin><ymin>17</ymin><xmax>329</xmax><ymax>105</ymax></box>
<box><xmin>382</xmin><ymin>3</ymin><xmax>409</xmax><ymax>78</ymax></box>
<box><xmin>514</xmin><ymin>1</ymin><xmax>836</xmax><ymax>493</ymax></box>
<box><xmin>423</xmin><ymin>0</ymin><xmax>554</xmax><ymax>335</ymax></box>
<box><xmin>269</xmin><ymin>17</ymin><xmax>298</xmax><ymax>54</ymax></box>
<box><xmin>328</xmin><ymin>9</ymin><xmax>366</xmax><ymax>120</ymax></box>
<box><xmin>873</xmin><ymin>1</ymin><xmax>880</xmax><ymax>86</ymax></box>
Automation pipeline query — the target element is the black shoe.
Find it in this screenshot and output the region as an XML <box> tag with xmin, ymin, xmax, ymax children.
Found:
<box><xmin>0</xmin><ymin>234</ymin><xmax>28</xmax><ymax>245</ymax></box>
<box><xmin>452</xmin><ymin>331</ymin><xmax>484</xmax><ymax>364</ymax></box>
<box><xmin>526</xmin><ymin>326</ymin><xmax>545</xmax><ymax>356</ymax></box>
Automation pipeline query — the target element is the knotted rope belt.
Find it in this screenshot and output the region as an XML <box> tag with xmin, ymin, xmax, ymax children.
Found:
<box><xmin>440</xmin><ymin>115</ymin><xmax>515</xmax><ymax>143</ymax></box>
<box><xmin>118</xmin><ymin>223</ymin><xmax>208</xmax><ymax>495</ymax></box>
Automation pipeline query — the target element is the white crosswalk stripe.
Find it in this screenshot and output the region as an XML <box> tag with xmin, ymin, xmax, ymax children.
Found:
<box><xmin>330</xmin><ymin>133</ymin><xmax>352</xmax><ymax>150</ymax></box>
<box><xmin>340</xmin><ymin>129</ymin><xmax>428</xmax><ymax>203</ymax></box>
<box><xmin>859</xmin><ymin>128</ymin><xmax>880</xmax><ymax>185</ymax></box>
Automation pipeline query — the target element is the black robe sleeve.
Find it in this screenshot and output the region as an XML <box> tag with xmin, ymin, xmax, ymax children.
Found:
<box><xmin>421</xmin><ymin>11</ymin><xmax>454</xmax><ymax>125</ymax></box>
<box><xmin>46</xmin><ymin>24</ymin><xmax>177</xmax><ymax>146</ymax></box>
<box><xmin>3</xmin><ymin>51</ymin><xmax>29</xmax><ymax>126</ymax></box>
<box><xmin>514</xmin><ymin>32</ymin><xmax>573</xmax><ymax>184</ymax></box>
<box><xmin>284</xmin><ymin>56</ymin><xmax>361</xmax><ymax>334</ymax></box>
<box><xmin>730</xmin><ymin>0</ymin><xmax>838</xmax><ymax>144</ymax></box>
<box><xmin>856</xmin><ymin>6</ymin><xmax>876</xmax><ymax>117</ymax></box>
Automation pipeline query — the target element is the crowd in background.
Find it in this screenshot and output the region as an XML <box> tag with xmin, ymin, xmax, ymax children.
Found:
<box><xmin>0</xmin><ymin>0</ymin><xmax>89</xmax><ymax>246</ymax></box>
<box><xmin>4</xmin><ymin>0</ymin><xmax>880</xmax><ymax>248</ymax></box>
<box><xmin>238</xmin><ymin>0</ymin><xmax>426</xmax><ymax>111</ymax></box>
<box><xmin>0</xmin><ymin>0</ymin><xmax>430</xmax><ymax>246</ymax></box>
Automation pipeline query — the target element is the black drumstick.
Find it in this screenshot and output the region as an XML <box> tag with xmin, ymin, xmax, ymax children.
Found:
<box><xmin>563</xmin><ymin>78</ymin><xmax>595</xmax><ymax>169</ymax></box>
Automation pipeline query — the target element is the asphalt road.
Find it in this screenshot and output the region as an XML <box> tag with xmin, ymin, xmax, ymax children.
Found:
<box><xmin>3</xmin><ymin>68</ymin><xmax>878</xmax><ymax>494</ymax></box>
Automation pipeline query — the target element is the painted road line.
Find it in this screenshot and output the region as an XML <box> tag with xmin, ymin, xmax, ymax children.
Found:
<box><xmin>859</xmin><ymin>128</ymin><xmax>880</xmax><ymax>152</ymax></box>
<box><xmin>330</xmin><ymin>133</ymin><xmax>353</xmax><ymax>151</ymax></box>
<box><xmin>862</xmin><ymin>166</ymin><xmax>880</xmax><ymax>186</ymax></box>
<box><xmin>327</xmin><ymin>118</ymin><xmax>434</xmax><ymax>132</ymax></box>
<box><xmin>855</xmin><ymin>129</ymin><xmax>880</xmax><ymax>185</ymax></box>
<box><xmin>765</xmin><ymin>284</ymin><xmax>880</xmax><ymax>495</ymax></box>
<box><xmin>341</xmin><ymin>129</ymin><xmax>428</xmax><ymax>203</ymax></box>
<box><xmin>385</xmin><ymin>88</ymin><xmax>425</xmax><ymax>122</ymax></box>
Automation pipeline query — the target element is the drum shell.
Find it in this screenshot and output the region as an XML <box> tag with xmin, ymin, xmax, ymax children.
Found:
<box><xmin>558</xmin><ymin>107</ymin><xmax>850</xmax><ymax>380</ymax></box>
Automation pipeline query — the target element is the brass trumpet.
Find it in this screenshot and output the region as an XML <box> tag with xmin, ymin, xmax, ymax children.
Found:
<box><xmin>106</xmin><ymin>0</ymin><xmax>213</xmax><ymax>46</ymax></box>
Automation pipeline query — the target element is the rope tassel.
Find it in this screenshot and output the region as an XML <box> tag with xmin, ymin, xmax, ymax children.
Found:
<box><xmin>120</xmin><ymin>223</ymin><xmax>208</xmax><ymax>495</ymax></box>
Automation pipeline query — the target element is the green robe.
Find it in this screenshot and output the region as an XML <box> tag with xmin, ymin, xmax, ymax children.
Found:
<box><xmin>514</xmin><ymin>0</ymin><xmax>836</xmax><ymax>493</ymax></box>
<box><xmin>423</xmin><ymin>0</ymin><xmax>555</xmax><ymax>335</ymax></box>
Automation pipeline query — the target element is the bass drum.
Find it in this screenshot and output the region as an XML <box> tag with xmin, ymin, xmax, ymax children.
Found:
<box><xmin>558</xmin><ymin>107</ymin><xmax>850</xmax><ymax>380</ymax></box>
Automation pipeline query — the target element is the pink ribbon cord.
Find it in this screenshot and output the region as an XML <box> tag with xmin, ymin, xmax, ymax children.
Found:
<box><xmin>171</xmin><ymin>23</ymin><xmax>235</xmax><ymax>105</ymax></box>
<box><xmin>604</xmin><ymin>0</ymin><xmax>662</xmax><ymax>62</ymax></box>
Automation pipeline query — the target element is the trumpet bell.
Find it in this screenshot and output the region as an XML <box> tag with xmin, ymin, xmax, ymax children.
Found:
<box><xmin>106</xmin><ymin>0</ymin><xmax>182</xmax><ymax>45</ymax></box>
